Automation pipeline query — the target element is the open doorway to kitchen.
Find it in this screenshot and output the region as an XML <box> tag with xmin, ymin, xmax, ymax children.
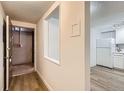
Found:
<box><xmin>11</xmin><ymin>26</ymin><xmax>34</xmax><ymax>76</ymax></box>
<box><xmin>90</xmin><ymin>1</ymin><xmax>124</xmax><ymax>91</ymax></box>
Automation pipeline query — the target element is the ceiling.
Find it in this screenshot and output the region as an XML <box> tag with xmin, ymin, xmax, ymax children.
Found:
<box><xmin>91</xmin><ymin>1</ymin><xmax>124</xmax><ymax>31</ymax></box>
<box><xmin>1</xmin><ymin>1</ymin><xmax>54</xmax><ymax>23</ymax></box>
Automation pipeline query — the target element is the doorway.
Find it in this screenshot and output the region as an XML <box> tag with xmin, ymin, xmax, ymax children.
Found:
<box><xmin>90</xmin><ymin>1</ymin><xmax>124</xmax><ymax>91</ymax></box>
<box><xmin>3</xmin><ymin>16</ymin><xmax>36</xmax><ymax>90</ymax></box>
<box><xmin>11</xmin><ymin>26</ymin><xmax>34</xmax><ymax>76</ymax></box>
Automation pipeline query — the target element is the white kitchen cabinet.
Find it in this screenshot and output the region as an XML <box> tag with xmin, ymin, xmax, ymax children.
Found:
<box><xmin>114</xmin><ymin>54</ymin><xmax>124</xmax><ymax>69</ymax></box>
<box><xmin>116</xmin><ymin>27</ymin><xmax>124</xmax><ymax>44</ymax></box>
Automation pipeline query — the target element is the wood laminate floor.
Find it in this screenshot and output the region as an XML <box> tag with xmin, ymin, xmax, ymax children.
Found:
<box><xmin>9</xmin><ymin>72</ymin><xmax>48</xmax><ymax>91</ymax></box>
<box><xmin>91</xmin><ymin>66</ymin><xmax>124</xmax><ymax>91</ymax></box>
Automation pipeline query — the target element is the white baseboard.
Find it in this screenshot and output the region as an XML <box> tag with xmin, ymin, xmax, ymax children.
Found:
<box><xmin>0</xmin><ymin>87</ymin><xmax>3</xmax><ymax>91</ymax></box>
<box><xmin>36</xmin><ymin>69</ymin><xmax>53</xmax><ymax>91</ymax></box>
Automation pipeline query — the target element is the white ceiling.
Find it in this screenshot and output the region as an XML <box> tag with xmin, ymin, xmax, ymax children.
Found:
<box><xmin>91</xmin><ymin>1</ymin><xmax>124</xmax><ymax>31</ymax></box>
<box><xmin>1</xmin><ymin>1</ymin><xmax>54</xmax><ymax>23</ymax></box>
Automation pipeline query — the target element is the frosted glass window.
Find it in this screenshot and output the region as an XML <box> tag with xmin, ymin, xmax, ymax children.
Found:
<box><xmin>48</xmin><ymin>18</ymin><xmax>59</xmax><ymax>61</ymax></box>
<box><xmin>44</xmin><ymin>6</ymin><xmax>59</xmax><ymax>64</ymax></box>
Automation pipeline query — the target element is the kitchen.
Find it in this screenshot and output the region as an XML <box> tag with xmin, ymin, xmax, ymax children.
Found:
<box><xmin>95</xmin><ymin>25</ymin><xmax>124</xmax><ymax>69</ymax></box>
<box><xmin>90</xmin><ymin>1</ymin><xmax>124</xmax><ymax>91</ymax></box>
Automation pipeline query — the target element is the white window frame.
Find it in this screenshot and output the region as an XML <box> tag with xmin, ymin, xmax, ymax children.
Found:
<box><xmin>44</xmin><ymin>6</ymin><xmax>60</xmax><ymax>65</ymax></box>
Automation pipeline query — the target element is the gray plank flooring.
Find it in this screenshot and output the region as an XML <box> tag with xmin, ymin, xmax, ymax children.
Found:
<box><xmin>91</xmin><ymin>66</ymin><xmax>124</xmax><ymax>91</ymax></box>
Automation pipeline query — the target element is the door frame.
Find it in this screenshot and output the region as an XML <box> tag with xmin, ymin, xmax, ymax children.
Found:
<box><xmin>3</xmin><ymin>20</ymin><xmax>6</xmax><ymax>91</ymax></box>
<box><xmin>5</xmin><ymin>16</ymin><xmax>13</xmax><ymax>90</ymax></box>
<box><xmin>6</xmin><ymin>16</ymin><xmax>9</xmax><ymax>90</ymax></box>
<box><xmin>32</xmin><ymin>31</ymin><xmax>34</xmax><ymax>66</ymax></box>
<box><xmin>5</xmin><ymin>16</ymin><xmax>10</xmax><ymax>90</ymax></box>
<box><xmin>84</xmin><ymin>1</ymin><xmax>90</xmax><ymax>90</ymax></box>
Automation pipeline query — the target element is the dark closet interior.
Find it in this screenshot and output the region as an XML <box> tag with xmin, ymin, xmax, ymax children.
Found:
<box><xmin>12</xmin><ymin>26</ymin><xmax>34</xmax><ymax>76</ymax></box>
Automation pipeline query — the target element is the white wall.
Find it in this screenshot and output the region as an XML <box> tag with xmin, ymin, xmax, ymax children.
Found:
<box><xmin>90</xmin><ymin>28</ymin><xmax>96</xmax><ymax>67</ymax></box>
<box><xmin>0</xmin><ymin>3</ymin><xmax>5</xmax><ymax>91</ymax></box>
<box><xmin>90</xmin><ymin>27</ymin><xmax>102</xmax><ymax>67</ymax></box>
<box><xmin>36</xmin><ymin>1</ymin><xmax>88</xmax><ymax>90</ymax></box>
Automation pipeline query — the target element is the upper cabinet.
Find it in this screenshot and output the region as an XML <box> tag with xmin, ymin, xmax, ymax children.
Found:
<box><xmin>116</xmin><ymin>27</ymin><xmax>124</xmax><ymax>44</ymax></box>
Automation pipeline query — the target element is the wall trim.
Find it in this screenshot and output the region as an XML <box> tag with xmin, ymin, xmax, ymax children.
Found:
<box><xmin>36</xmin><ymin>69</ymin><xmax>53</xmax><ymax>91</ymax></box>
<box><xmin>0</xmin><ymin>87</ymin><xmax>3</xmax><ymax>91</ymax></box>
<box><xmin>42</xmin><ymin>1</ymin><xmax>60</xmax><ymax>20</ymax></box>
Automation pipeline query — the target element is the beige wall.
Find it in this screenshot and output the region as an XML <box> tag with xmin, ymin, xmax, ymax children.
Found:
<box><xmin>36</xmin><ymin>1</ymin><xmax>89</xmax><ymax>90</ymax></box>
<box><xmin>0</xmin><ymin>3</ymin><xmax>5</xmax><ymax>90</ymax></box>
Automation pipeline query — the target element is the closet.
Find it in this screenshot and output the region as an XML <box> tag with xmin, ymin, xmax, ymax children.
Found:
<box><xmin>12</xmin><ymin>26</ymin><xmax>34</xmax><ymax>76</ymax></box>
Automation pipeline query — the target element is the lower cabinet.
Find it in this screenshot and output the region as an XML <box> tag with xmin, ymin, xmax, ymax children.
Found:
<box><xmin>114</xmin><ymin>54</ymin><xmax>124</xmax><ymax>69</ymax></box>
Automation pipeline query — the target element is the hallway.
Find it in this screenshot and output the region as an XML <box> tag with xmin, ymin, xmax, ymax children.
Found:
<box><xmin>0</xmin><ymin>1</ymin><xmax>87</xmax><ymax>91</ymax></box>
<box><xmin>9</xmin><ymin>72</ymin><xmax>48</xmax><ymax>91</ymax></box>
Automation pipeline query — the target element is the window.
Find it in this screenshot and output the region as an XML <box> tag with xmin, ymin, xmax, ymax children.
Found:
<box><xmin>44</xmin><ymin>6</ymin><xmax>60</xmax><ymax>64</ymax></box>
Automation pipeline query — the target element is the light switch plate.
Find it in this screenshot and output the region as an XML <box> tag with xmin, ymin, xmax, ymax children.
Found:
<box><xmin>71</xmin><ymin>22</ymin><xmax>80</xmax><ymax>37</ymax></box>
